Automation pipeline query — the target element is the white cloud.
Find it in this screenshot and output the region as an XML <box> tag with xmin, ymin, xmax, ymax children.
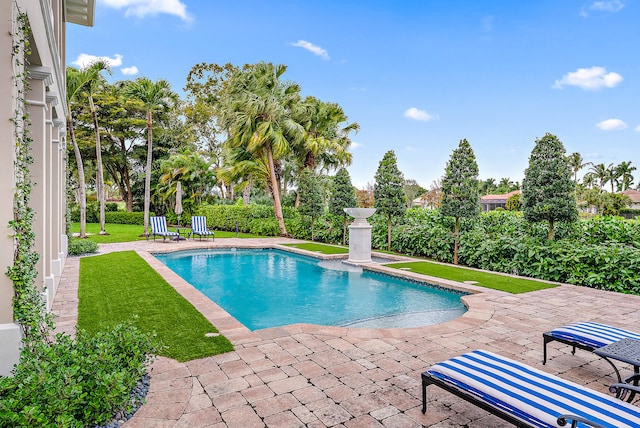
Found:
<box><xmin>102</xmin><ymin>0</ymin><xmax>192</xmax><ymax>21</ymax></box>
<box><xmin>482</xmin><ymin>15</ymin><xmax>494</xmax><ymax>32</ymax></box>
<box><xmin>121</xmin><ymin>66</ymin><xmax>139</xmax><ymax>76</ymax></box>
<box><xmin>596</xmin><ymin>118</ymin><xmax>627</xmax><ymax>130</ymax></box>
<box><xmin>350</xmin><ymin>141</ymin><xmax>362</xmax><ymax>150</ymax></box>
<box><xmin>590</xmin><ymin>0</ymin><xmax>624</xmax><ymax>12</ymax></box>
<box><xmin>553</xmin><ymin>66</ymin><xmax>622</xmax><ymax>90</ymax></box>
<box><xmin>72</xmin><ymin>53</ymin><xmax>123</xmax><ymax>69</ymax></box>
<box><xmin>404</xmin><ymin>107</ymin><xmax>438</xmax><ymax>122</ymax></box>
<box><xmin>290</xmin><ymin>40</ymin><xmax>329</xmax><ymax>60</ymax></box>
<box><xmin>581</xmin><ymin>1</ymin><xmax>624</xmax><ymax>17</ymax></box>
<box><xmin>635</xmin><ymin>125</ymin><xmax>640</xmax><ymax>132</ymax></box>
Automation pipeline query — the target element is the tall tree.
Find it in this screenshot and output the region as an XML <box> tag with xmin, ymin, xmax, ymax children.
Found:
<box><xmin>66</xmin><ymin>66</ymin><xmax>102</xmax><ymax>238</ymax></box>
<box><xmin>291</xmin><ymin>96</ymin><xmax>358</xmax><ymax>206</ymax></box>
<box><xmin>83</xmin><ymin>60</ymin><xmax>111</xmax><ymax>235</ymax></box>
<box><xmin>374</xmin><ymin>150</ymin><xmax>406</xmax><ymax>251</ymax></box>
<box><xmin>297</xmin><ymin>169</ymin><xmax>324</xmax><ymax>241</ymax></box>
<box><xmin>566</xmin><ymin>152</ymin><xmax>586</xmax><ymax>185</ymax></box>
<box><xmin>125</xmin><ymin>78</ymin><xmax>179</xmax><ymax>235</ymax></box>
<box><xmin>615</xmin><ymin>161</ymin><xmax>636</xmax><ymax>191</ymax></box>
<box><xmin>218</xmin><ymin>62</ymin><xmax>304</xmax><ymax>236</ymax></box>
<box><xmin>587</xmin><ymin>162</ymin><xmax>613</xmax><ymax>191</ymax></box>
<box><xmin>440</xmin><ymin>139</ymin><xmax>480</xmax><ymax>264</ymax></box>
<box><xmin>329</xmin><ymin>168</ymin><xmax>358</xmax><ymax>245</ymax></box>
<box><xmin>96</xmin><ymin>81</ymin><xmax>146</xmax><ymax>212</ymax></box>
<box><xmin>522</xmin><ymin>133</ymin><xmax>577</xmax><ymax>240</ymax></box>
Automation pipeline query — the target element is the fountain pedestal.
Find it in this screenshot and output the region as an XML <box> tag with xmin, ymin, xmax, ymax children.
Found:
<box><xmin>344</xmin><ymin>208</ymin><xmax>376</xmax><ymax>263</ymax></box>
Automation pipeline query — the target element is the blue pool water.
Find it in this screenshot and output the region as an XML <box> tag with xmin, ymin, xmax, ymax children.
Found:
<box><xmin>153</xmin><ymin>249</ymin><xmax>467</xmax><ymax>331</ymax></box>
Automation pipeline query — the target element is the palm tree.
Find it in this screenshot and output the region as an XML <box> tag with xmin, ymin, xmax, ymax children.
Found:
<box><xmin>291</xmin><ymin>96</ymin><xmax>359</xmax><ymax>206</ymax></box>
<box><xmin>587</xmin><ymin>163</ymin><xmax>613</xmax><ymax>191</ymax></box>
<box><xmin>83</xmin><ymin>60</ymin><xmax>111</xmax><ymax>235</ymax></box>
<box><xmin>66</xmin><ymin>66</ymin><xmax>103</xmax><ymax>238</ymax></box>
<box><xmin>566</xmin><ymin>152</ymin><xmax>587</xmax><ymax>185</ymax></box>
<box><xmin>615</xmin><ymin>161</ymin><xmax>636</xmax><ymax>191</ymax></box>
<box><xmin>125</xmin><ymin>78</ymin><xmax>179</xmax><ymax>236</ymax></box>
<box><xmin>218</xmin><ymin>62</ymin><xmax>304</xmax><ymax>235</ymax></box>
<box><xmin>497</xmin><ymin>177</ymin><xmax>515</xmax><ymax>193</ymax></box>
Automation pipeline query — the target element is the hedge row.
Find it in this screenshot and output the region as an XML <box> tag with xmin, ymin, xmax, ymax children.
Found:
<box><xmin>70</xmin><ymin>203</ymin><xmax>640</xmax><ymax>294</ymax></box>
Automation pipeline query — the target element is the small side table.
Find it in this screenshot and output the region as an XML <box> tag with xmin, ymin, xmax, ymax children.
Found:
<box><xmin>593</xmin><ymin>338</ymin><xmax>640</xmax><ymax>402</ymax></box>
<box><xmin>172</xmin><ymin>226</ymin><xmax>191</xmax><ymax>241</ymax></box>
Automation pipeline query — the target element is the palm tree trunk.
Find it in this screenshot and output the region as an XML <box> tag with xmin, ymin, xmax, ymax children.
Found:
<box><xmin>68</xmin><ymin>116</ymin><xmax>87</xmax><ymax>238</ymax></box>
<box><xmin>143</xmin><ymin>110</ymin><xmax>153</xmax><ymax>236</ymax></box>
<box><xmin>265</xmin><ymin>141</ymin><xmax>287</xmax><ymax>235</ymax></box>
<box><xmin>243</xmin><ymin>176</ymin><xmax>252</xmax><ymax>205</ymax></box>
<box><xmin>90</xmin><ymin>100</ymin><xmax>106</xmax><ymax>235</ymax></box>
<box><xmin>548</xmin><ymin>220</ymin><xmax>555</xmax><ymax>240</ymax></box>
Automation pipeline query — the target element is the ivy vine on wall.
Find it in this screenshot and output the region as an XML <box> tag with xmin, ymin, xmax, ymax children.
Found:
<box><xmin>7</xmin><ymin>11</ymin><xmax>53</xmax><ymax>348</ymax></box>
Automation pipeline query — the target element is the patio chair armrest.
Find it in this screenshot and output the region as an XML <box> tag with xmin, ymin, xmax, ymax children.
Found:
<box><xmin>610</xmin><ymin>382</ymin><xmax>640</xmax><ymax>395</ymax></box>
<box><xmin>557</xmin><ymin>414</ymin><xmax>607</xmax><ymax>428</ymax></box>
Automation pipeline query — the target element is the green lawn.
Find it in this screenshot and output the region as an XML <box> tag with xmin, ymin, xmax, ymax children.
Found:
<box><xmin>78</xmin><ymin>250</ymin><xmax>233</xmax><ymax>361</ymax></box>
<box><xmin>283</xmin><ymin>242</ymin><xmax>349</xmax><ymax>254</ymax></box>
<box><xmin>69</xmin><ymin>222</ymin><xmax>265</xmax><ymax>243</ymax></box>
<box><xmin>387</xmin><ymin>261</ymin><xmax>558</xmax><ymax>294</ymax></box>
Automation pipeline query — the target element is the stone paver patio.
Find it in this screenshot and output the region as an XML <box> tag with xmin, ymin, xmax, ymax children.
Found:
<box><xmin>51</xmin><ymin>238</ymin><xmax>640</xmax><ymax>427</ymax></box>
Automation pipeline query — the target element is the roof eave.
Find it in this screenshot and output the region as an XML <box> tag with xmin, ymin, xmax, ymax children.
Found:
<box><xmin>65</xmin><ymin>0</ymin><xmax>96</xmax><ymax>27</ymax></box>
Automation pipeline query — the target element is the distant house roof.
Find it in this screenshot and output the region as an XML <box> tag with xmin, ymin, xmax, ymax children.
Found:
<box><xmin>620</xmin><ymin>189</ymin><xmax>640</xmax><ymax>203</ymax></box>
<box><xmin>480</xmin><ymin>190</ymin><xmax>521</xmax><ymax>204</ymax></box>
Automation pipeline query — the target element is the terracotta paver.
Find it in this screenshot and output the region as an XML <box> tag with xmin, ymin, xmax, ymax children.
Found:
<box><xmin>50</xmin><ymin>238</ymin><xmax>640</xmax><ymax>427</ymax></box>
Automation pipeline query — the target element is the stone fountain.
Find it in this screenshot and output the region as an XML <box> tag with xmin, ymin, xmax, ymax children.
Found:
<box><xmin>344</xmin><ymin>208</ymin><xmax>376</xmax><ymax>263</ymax></box>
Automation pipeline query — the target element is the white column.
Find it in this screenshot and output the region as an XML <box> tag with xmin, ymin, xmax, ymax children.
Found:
<box><xmin>26</xmin><ymin>66</ymin><xmax>52</xmax><ymax>308</ymax></box>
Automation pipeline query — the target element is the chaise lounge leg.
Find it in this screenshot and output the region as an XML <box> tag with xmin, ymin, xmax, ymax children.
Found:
<box><xmin>421</xmin><ymin>373</ymin><xmax>428</xmax><ymax>413</ymax></box>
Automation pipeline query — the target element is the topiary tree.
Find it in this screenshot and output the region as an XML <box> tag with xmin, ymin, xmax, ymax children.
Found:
<box><xmin>441</xmin><ymin>139</ymin><xmax>480</xmax><ymax>264</ymax></box>
<box><xmin>297</xmin><ymin>169</ymin><xmax>324</xmax><ymax>241</ymax></box>
<box><xmin>522</xmin><ymin>132</ymin><xmax>577</xmax><ymax>240</ymax></box>
<box><xmin>329</xmin><ymin>168</ymin><xmax>358</xmax><ymax>245</ymax></box>
<box><xmin>374</xmin><ymin>150</ymin><xmax>406</xmax><ymax>251</ymax></box>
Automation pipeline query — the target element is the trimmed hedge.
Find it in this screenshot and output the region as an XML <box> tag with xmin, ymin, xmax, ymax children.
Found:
<box><xmin>105</xmin><ymin>212</ymin><xmax>152</xmax><ymax>225</ymax></box>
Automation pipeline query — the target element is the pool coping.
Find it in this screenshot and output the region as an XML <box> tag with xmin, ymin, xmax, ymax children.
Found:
<box><xmin>140</xmin><ymin>243</ymin><xmax>504</xmax><ymax>346</ymax></box>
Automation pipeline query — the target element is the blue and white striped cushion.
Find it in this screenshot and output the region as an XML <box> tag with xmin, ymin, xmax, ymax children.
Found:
<box><xmin>428</xmin><ymin>350</ymin><xmax>640</xmax><ymax>428</ymax></box>
<box><xmin>150</xmin><ymin>216</ymin><xmax>178</xmax><ymax>236</ymax></box>
<box><xmin>191</xmin><ymin>216</ymin><xmax>213</xmax><ymax>235</ymax></box>
<box><xmin>549</xmin><ymin>322</ymin><xmax>640</xmax><ymax>349</ymax></box>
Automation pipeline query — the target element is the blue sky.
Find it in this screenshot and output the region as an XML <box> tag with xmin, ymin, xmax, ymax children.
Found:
<box><xmin>67</xmin><ymin>0</ymin><xmax>639</xmax><ymax>189</ymax></box>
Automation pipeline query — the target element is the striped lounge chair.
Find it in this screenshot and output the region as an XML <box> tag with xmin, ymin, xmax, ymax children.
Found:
<box><xmin>149</xmin><ymin>216</ymin><xmax>179</xmax><ymax>242</ymax></box>
<box><xmin>422</xmin><ymin>349</ymin><xmax>640</xmax><ymax>428</ymax></box>
<box><xmin>191</xmin><ymin>216</ymin><xmax>214</xmax><ymax>241</ymax></box>
<box><xmin>543</xmin><ymin>322</ymin><xmax>640</xmax><ymax>365</ymax></box>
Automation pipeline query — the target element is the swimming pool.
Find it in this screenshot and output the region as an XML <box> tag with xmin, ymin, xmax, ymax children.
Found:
<box><xmin>153</xmin><ymin>248</ymin><xmax>467</xmax><ymax>330</ymax></box>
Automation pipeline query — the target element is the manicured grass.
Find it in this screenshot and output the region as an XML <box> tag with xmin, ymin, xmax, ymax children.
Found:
<box><xmin>387</xmin><ymin>261</ymin><xmax>558</xmax><ymax>294</ymax></box>
<box><xmin>69</xmin><ymin>222</ymin><xmax>264</xmax><ymax>243</ymax></box>
<box><xmin>78</xmin><ymin>250</ymin><xmax>233</xmax><ymax>361</ymax></box>
<box><xmin>283</xmin><ymin>242</ymin><xmax>349</xmax><ymax>254</ymax></box>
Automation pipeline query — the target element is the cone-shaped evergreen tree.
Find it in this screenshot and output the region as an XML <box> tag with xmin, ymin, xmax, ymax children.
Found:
<box><xmin>522</xmin><ymin>132</ymin><xmax>577</xmax><ymax>240</ymax></box>
<box><xmin>441</xmin><ymin>139</ymin><xmax>480</xmax><ymax>264</ymax></box>
<box><xmin>329</xmin><ymin>168</ymin><xmax>358</xmax><ymax>245</ymax></box>
<box><xmin>374</xmin><ymin>150</ymin><xmax>406</xmax><ymax>251</ymax></box>
<box><xmin>297</xmin><ymin>169</ymin><xmax>324</xmax><ymax>241</ymax></box>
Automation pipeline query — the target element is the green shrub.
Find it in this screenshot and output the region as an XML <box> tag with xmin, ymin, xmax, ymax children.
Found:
<box><xmin>0</xmin><ymin>322</ymin><xmax>160</xmax><ymax>428</ymax></box>
<box><xmin>68</xmin><ymin>238</ymin><xmax>98</xmax><ymax>256</ymax></box>
<box><xmin>104</xmin><ymin>211</ymin><xmax>150</xmax><ymax>225</ymax></box>
<box><xmin>69</xmin><ymin>202</ymin><xmax>99</xmax><ymax>223</ymax></box>
<box><xmin>105</xmin><ymin>203</ymin><xmax>119</xmax><ymax>212</ymax></box>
